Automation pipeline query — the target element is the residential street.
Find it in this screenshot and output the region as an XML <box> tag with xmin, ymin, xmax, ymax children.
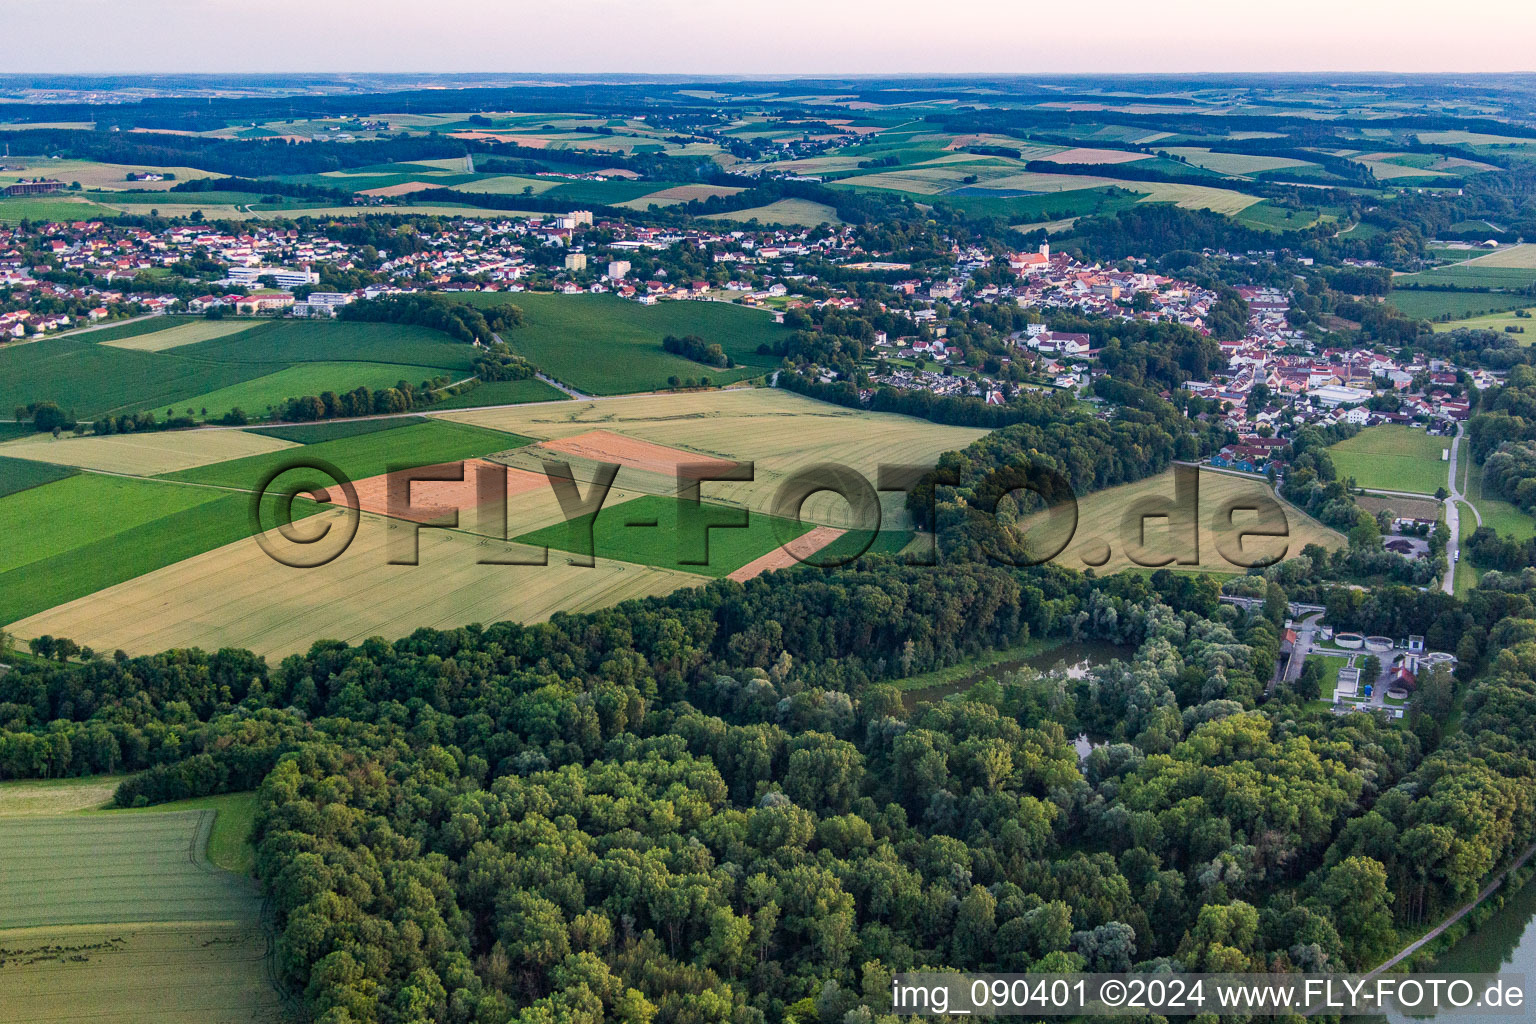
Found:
<box><xmin>1442</xmin><ymin>423</ymin><xmax>1480</xmax><ymax>595</ymax></box>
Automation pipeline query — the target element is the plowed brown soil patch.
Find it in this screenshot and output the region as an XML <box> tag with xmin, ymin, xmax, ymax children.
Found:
<box><xmin>537</xmin><ymin>429</ymin><xmax>737</xmax><ymax>477</ymax></box>
<box><xmin>324</xmin><ymin>458</ymin><xmax>548</xmax><ymax>523</ymax></box>
<box><xmin>727</xmin><ymin>526</ymin><xmax>845</xmax><ymax>581</ymax></box>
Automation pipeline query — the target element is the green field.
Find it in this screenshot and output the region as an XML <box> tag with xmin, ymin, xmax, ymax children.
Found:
<box><xmin>812</xmin><ymin>527</ymin><xmax>917</xmax><ymax>564</ymax></box>
<box><xmin>512</xmin><ymin>493</ymin><xmax>813</xmax><ymax>577</ymax></box>
<box><xmin>0</xmin><ymin>454</ymin><xmax>76</xmax><ymax>498</ymax></box>
<box><xmin>0</xmin><ymin>196</ymin><xmax>122</xmax><ymax>223</ymax></box>
<box><xmin>425</xmin><ymin>377</ymin><xmax>569</xmax><ymax>410</ymax></box>
<box><xmin>0</xmin><ymin>320</ymin><xmax>480</xmax><ymax>422</ymax></box>
<box><xmin>1233</xmin><ymin>200</ymin><xmax>1328</xmax><ymax>231</ymax></box>
<box><xmin>1394</xmin><ymin>264</ymin><xmax>1536</xmax><ymax>291</ymax></box>
<box><xmin>182</xmin><ymin>319</ymin><xmax>478</xmax><ymax>371</ymax></box>
<box><xmin>168</xmin><ymin>418</ymin><xmax>531</xmax><ymax>489</ymax></box>
<box><xmin>0</xmin><ymin>810</ymin><xmax>259</xmax><ymax>928</ymax></box>
<box><xmin>1329</xmin><ymin>425</ymin><xmax>1450</xmax><ymax>495</ymax></box>
<box><xmin>1430</xmin><ymin>306</ymin><xmax>1535</xmax><ymax>339</ymax></box>
<box><xmin>248</xmin><ymin>415</ymin><xmax>427</xmax><ymax>444</ymax></box>
<box><xmin>166</xmin><ymin>360</ymin><xmax>463</xmax><ymax>420</ymax></box>
<box><xmin>0</xmin><ymin>473</ymin><xmax>225</xmax><ymax>575</ymax></box>
<box><xmin>1386</xmin><ymin>289</ymin><xmax>1536</xmax><ymax>321</ymax></box>
<box><xmin>456</xmin><ymin>292</ymin><xmax>786</xmax><ymax>394</ymax></box>
<box><xmin>0</xmin><ymin>483</ymin><xmax>325</xmax><ymax>626</ymax></box>
<box><xmin>0</xmin><ymin>801</ymin><xmax>286</xmax><ymax>1024</ymax></box>
<box><xmin>100</xmin><ymin>792</ymin><xmax>259</xmax><ymax>876</ymax></box>
<box><xmin>1464</xmin><ymin>455</ymin><xmax>1536</xmax><ymax>541</ymax></box>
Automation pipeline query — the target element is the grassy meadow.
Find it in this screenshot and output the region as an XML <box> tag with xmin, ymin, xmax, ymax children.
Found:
<box><xmin>1328</xmin><ymin>425</ymin><xmax>1451</xmax><ymax>495</ymax></box>
<box><xmin>0</xmin><ymin>319</ymin><xmax>479</xmax><ymax>422</ymax></box>
<box><xmin>459</xmin><ymin>292</ymin><xmax>786</xmax><ymax>393</ymax></box>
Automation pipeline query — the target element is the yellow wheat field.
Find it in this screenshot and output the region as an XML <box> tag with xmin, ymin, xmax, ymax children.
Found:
<box><xmin>0</xmin><ymin>429</ymin><xmax>298</xmax><ymax>476</ymax></box>
<box><xmin>98</xmin><ymin>318</ymin><xmax>259</xmax><ymax>352</ymax></box>
<box><xmin>9</xmin><ymin>505</ymin><xmax>702</xmax><ymax>661</ymax></box>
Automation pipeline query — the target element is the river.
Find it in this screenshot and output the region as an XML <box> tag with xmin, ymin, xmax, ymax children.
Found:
<box><xmin>1364</xmin><ymin>871</ymin><xmax>1536</xmax><ymax>1023</ymax></box>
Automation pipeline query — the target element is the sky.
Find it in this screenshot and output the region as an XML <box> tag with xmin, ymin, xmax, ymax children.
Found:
<box><xmin>5</xmin><ymin>0</ymin><xmax>1536</xmax><ymax>75</ymax></box>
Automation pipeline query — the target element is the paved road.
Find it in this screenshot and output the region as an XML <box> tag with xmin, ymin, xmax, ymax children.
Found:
<box><xmin>534</xmin><ymin>372</ymin><xmax>591</xmax><ymax>400</ymax></box>
<box><xmin>1365</xmin><ymin>839</ymin><xmax>1536</xmax><ymax>978</ymax></box>
<box><xmin>1270</xmin><ymin>610</ymin><xmax>1324</xmax><ymax>694</ymax></box>
<box><xmin>1442</xmin><ymin>423</ymin><xmax>1479</xmax><ymax>595</ymax></box>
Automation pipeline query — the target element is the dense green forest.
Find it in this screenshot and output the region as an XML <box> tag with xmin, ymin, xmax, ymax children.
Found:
<box><xmin>2</xmin><ymin>556</ymin><xmax>1533</xmax><ymax>1024</ymax></box>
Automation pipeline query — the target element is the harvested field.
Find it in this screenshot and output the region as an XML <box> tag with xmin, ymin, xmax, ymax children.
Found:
<box><xmin>1357</xmin><ymin>494</ymin><xmax>1442</xmax><ymax>521</ymax></box>
<box><xmin>1038</xmin><ymin>148</ymin><xmax>1153</xmax><ymax>165</ymax></box>
<box><xmin>98</xmin><ymin>318</ymin><xmax>259</xmax><ymax>352</ymax></box>
<box><xmin>8</xmin><ymin>507</ymin><xmax>702</xmax><ymax>660</ymax></box>
<box><xmin>0</xmin><ymin>428</ymin><xmax>297</xmax><ymax>476</ymax></box>
<box><xmin>1455</xmin><ymin>243</ymin><xmax>1536</xmax><ymax>268</ymax></box>
<box><xmin>701</xmin><ymin>199</ymin><xmax>842</xmax><ymax>226</ymax></box>
<box><xmin>1012</xmin><ymin>466</ymin><xmax>1345</xmax><ymax>574</ymax></box>
<box><xmin>0</xmin><ymin>812</ymin><xmax>260</xmax><ymax>929</ymax></box>
<box><xmin>0</xmin><ymin>924</ymin><xmax>288</xmax><ymax>1024</ymax></box>
<box><xmin>440</xmin><ymin>388</ymin><xmax>989</xmax><ymax>530</ymax></box>
<box><xmin>0</xmin><ymin>809</ymin><xmax>285</xmax><ymax>1024</ymax></box>
<box><xmin>537</xmin><ymin>428</ymin><xmax>737</xmax><ymax>477</ymax></box>
<box><xmin>1162</xmin><ymin>148</ymin><xmax>1314</xmax><ymax>176</ymax></box>
<box><xmin>447</xmin><ymin>174</ymin><xmax>564</xmax><ymax>195</ymax></box>
<box><xmin>616</xmin><ymin>184</ymin><xmax>746</xmax><ymax>209</ymax></box>
<box><xmin>357</xmin><ymin>180</ymin><xmax>438</xmax><ymax>197</ymax></box>
<box><xmin>1131</xmin><ymin>183</ymin><xmax>1263</xmax><ymax>214</ymax></box>
<box><xmin>0</xmin><ymin>776</ymin><xmax>123</xmax><ymax>816</ymax></box>
<box><xmin>727</xmin><ymin>526</ymin><xmax>846</xmax><ymax>581</ymax></box>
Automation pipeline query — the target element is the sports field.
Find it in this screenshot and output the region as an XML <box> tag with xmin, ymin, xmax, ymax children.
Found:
<box><xmin>0</xmin><ymin>427</ymin><xmax>297</xmax><ymax>475</ymax></box>
<box><xmin>1012</xmin><ymin>466</ymin><xmax>1346</xmax><ymax>574</ymax></box>
<box><xmin>456</xmin><ymin>291</ymin><xmax>786</xmax><ymax>393</ymax></box>
<box><xmin>1328</xmin><ymin>425</ymin><xmax>1450</xmax><ymax>495</ymax></box>
<box><xmin>0</xmin><ymin>800</ymin><xmax>286</xmax><ymax>1024</ymax></box>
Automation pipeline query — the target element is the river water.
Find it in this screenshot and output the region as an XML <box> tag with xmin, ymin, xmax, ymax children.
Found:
<box><xmin>1363</xmin><ymin>871</ymin><xmax>1536</xmax><ymax>1023</ymax></box>
<box><xmin>899</xmin><ymin>640</ymin><xmax>1129</xmax><ymax>708</ymax></box>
